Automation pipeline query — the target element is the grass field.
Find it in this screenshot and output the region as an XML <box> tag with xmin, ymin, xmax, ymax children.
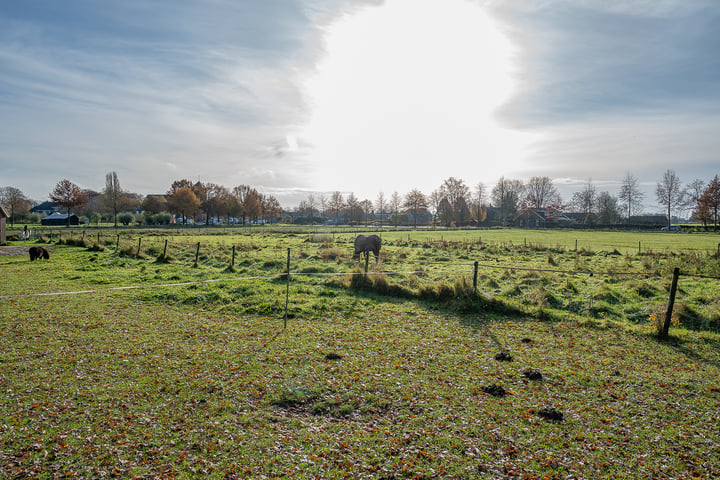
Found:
<box><xmin>1</xmin><ymin>228</ymin><xmax>720</xmax><ymax>478</ymax></box>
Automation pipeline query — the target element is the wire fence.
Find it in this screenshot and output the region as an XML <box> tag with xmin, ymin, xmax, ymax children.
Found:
<box><xmin>4</xmin><ymin>229</ymin><xmax>720</xmax><ymax>334</ymax></box>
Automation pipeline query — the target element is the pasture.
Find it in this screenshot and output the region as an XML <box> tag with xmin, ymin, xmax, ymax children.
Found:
<box><xmin>1</xmin><ymin>227</ymin><xmax>719</xmax><ymax>478</ymax></box>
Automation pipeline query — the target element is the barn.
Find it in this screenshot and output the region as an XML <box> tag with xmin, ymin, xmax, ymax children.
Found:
<box><xmin>41</xmin><ymin>212</ymin><xmax>80</xmax><ymax>226</ymax></box>
<box><xmin>0</xmin><ymin>205</ymin><xmax>7</xmax><ymax>243</ymax></box>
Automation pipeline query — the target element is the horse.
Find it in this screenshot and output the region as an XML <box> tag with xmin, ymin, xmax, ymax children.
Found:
<box><xmin>353</xmin><ymin>234</ymin><xmax>381</xmax><ymax>261</ymax></box>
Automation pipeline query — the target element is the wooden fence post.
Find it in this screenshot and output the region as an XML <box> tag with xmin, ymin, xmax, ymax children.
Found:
<box><xmin>660</xmin><ymin>267</ymin><xmax>680</xmax><ymax>339</ymax></box>
<box><xmin>194</xmin><ymin>242</ymin><xmax>200</xmax><ymax>265</ymax></box>
<box><xmin>97</xmin><ymin>232</ymin><xmax>100</xmax><ymax>244</ymax></box>
<box><xmin>136</xmin><ymin>238</ymin><xmax>142</xmax><ymax>257</ymax></box>
<box><xmin>364</xmin><ymin>252</ymin><xmax>370</xmax><ymax>277</ymax></box>
<box><xmin>116</xmin><ymin>234</ymin><xmax>120</xmax><ymax>251</ymax></box>
<box><xmin>163</xmin><ymin>239</ymin><xmax>168</xmax><ymax>258</ymax></box>
<box><xmin>231</xmin><ymin>244</ymin><xmax>236</xmax><ymax>267</ymax></box>
<box><xmin>284</xmin><ymin>248</ymin><xmax>290</xmax><ymax>329</ymax></box>
<box><xmin>473</xmin><ymin>261</ymin><xmax>479</xmax><ymax>293</ymax></box>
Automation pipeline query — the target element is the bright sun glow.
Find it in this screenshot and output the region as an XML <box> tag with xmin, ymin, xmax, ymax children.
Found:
<box><xmin>299</xmin><ymin>0</ymin><xmax>536</xmax><ymax>198</ymax></box>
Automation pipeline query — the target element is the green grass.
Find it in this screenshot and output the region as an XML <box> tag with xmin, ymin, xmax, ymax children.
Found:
<box><xmin>1</xmin><ymin>230</ymin><xmax>720</xmax><ymax>478</ymax></box>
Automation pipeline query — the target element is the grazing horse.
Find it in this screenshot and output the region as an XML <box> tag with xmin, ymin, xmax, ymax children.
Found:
<box><xmin>28</xmin><ymin>246</ymin><xmax>50</xmax><ymax>261</ymax></box>
<box><xmin>353</xmin><ymin>234</ymin><xmax>382</xmax><ymax>261</ymax></box>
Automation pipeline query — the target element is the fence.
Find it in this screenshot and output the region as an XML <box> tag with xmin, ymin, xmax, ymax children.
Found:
<box><xmin>4</xmin><ymin>229</ymin><xmax>720</xmax><ymax>337</ymax></box>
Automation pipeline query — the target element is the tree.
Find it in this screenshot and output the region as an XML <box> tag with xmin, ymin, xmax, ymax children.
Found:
<box><xmin>375</xmin><ymin>192</ymin><xmax>386</xmax><ymax>225</ymax></box>
<box><xmin>167</xmin><ymin>187</ymin><xmax>200</xmax><ymax>224</ymax></box>
<box><xmin>50</xmin><ymin>179</ymin><xmax>88</xmax><ymax>227</ymax></box>
<box><xmin>618</xmin><ymin>172</ymin><xmax>644</xmax><ymax>225</ymax></box>
<box><xmin>142</xmin><ymin>195</ymin><xmax>167</xmax><ymax>215</ymax></box>
<box><xmin>102</xmin><ymin>171</ymin><xmax>130</xmax><ymax>228</ymax></box>
<box><xmin>470</xmin><ymin>182</ymin><xmax>487</xmax><ymax>225</ymax></box>
<box><xmin>439</xmin><ymin>177</ymin><xmax>470</xmax><ymax>226</ymax></box>
<box><xmin>656</xmin><ymin>169</ymin><xmax>685</xmax><ymax>227</ymax></box>
<box><xmin>261</xmin><ymin>195</ymin><xmax>281</xmax><ymax>223</ymax></box>
<box><xmin>491</xmin><ymin>177</ymin><xmax>524</xmax><ymax>225</ymax></box>
<box><xmin>571</xmin><ymin>179</ymin><xmax>597</xmax><ymax>225</ymax></box>
<box><xmin>244</xmin><ymin>189</ymin><xmax>262</xmax><ymax>223</ymax></box>
<box><xmin>389</xmin><ymin>191</ymin><xmax>402</xmax><ymax>227</ymax></box>
<box><xmin>698</xmin><ymin>175</ymin><xmax>720</xmax><ymax>230</ymax></box>
<box><xmin>525</xmin><ymin>176</ymin><xmax>559</xmax><ymax>209</ymax></box>
<box><xmin>596</xmin><ymin>191</ymin><xmax>621</xmax><ymax>224</ymax></box>
<box><xmin>203</xmin><ymin>183</ymin><xmax>229</xmax><ymax>224</ymax></box>
<box><xmin>361</xmin><ymin>199</ymin><xmax>374</xmax><ymax>226</ymax></box>
<box><xmin>428</xmin><ymin>190</ymin><xmax>442</xmax><ymax>226</ymax></box>
<box><xmin>403</xmin><ymin>189</ymin><xmax>428</xmax><ymax>228</ymax></box>
<box><xmin>0</xmin><ymin>187</ymin><xmax>29</xmax><ymax>226</ymax></box>
<box><xmin>346</xmin><ymin>193</ymin><xmax>362</xmax><ymax>224</ymax></box>
<box><xmin>329</xmin><ymin>191</ymin><xmax>345</xmax><ymax>224</ymax></box>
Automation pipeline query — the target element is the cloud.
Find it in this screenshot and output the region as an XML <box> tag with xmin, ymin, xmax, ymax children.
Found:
<box><xmin>0</xmin><ymin>0</ymin><xmax>378</xmax><ymax>202</ymax></box>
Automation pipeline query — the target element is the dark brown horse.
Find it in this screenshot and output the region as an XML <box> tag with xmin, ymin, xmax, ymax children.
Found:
<box><xmin>29</xmin><ymin>246</ymin><xmax>50</xmax><ymax>261</ymax></box>
<box><xmin>353</xmin><ymin>234</ymin><xmax>381</xmax><ymax>261</ymax></box>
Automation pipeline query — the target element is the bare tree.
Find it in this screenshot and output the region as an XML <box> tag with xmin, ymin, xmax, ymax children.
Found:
<box><xmin>329</xmin><ymin>191</ymin><xmax>345</xmax><ymax>224</ymax></box>
<box><xmin>571</xmin><ymin>179</ymin><xmax>597</xmax><ymax>224</ymax></box>
<box><xmin>346</xmin><ymin>193</ymin><xmax>362</xmax><ymax>223</ymax></box>
<box><xmin>618</xmin><ymin>172</ymin><xmax>644</xmax><ymax>225</ymax></box>
<box><xmin>525</xmin><ymin>176</ymin><xmax>559</xmax><ymax>209</ymax></box>
<box><xmin>361</xmin><ymin>199</ymin><xmax>373</xmax><ymax>226</ymax></box>
<box><xmin>389</xmin><ymin>191</ymin><xmax>402</xmax><ymax>227</ymax></box>
<box><xmin>656</xmin><ymin>169</ymin><xmax>685</xmax><ymax>227</ymax></box>
<box><xmin>102</xmin><ymin>171</ymin><xmax>131</xmax><ymax>228</ymax></box>
<box><xmin>596</xmin><ymin>191</ymin><xmax>621</xmax><ymax>224</ymax></box>
<box><xmin>375</xmin><ymin>192</ymin><xmax>386</xmax><ymax>225</ymax></box>
<box><xmin>50</xmin><ymin>179</ymin><xmax>88</xmax><ymax>227</ymax></box>
<box><xmin>428</xmin><ymin>189</ymin><xmax>442</xmax><ymax>226</ymax></box>
<box><xmin>403</xmin><ymin>189</ymin><xmax>428</xmax><ymax>229</ymax></box>
<box><xmin>469</xmin><ymin>183</ymin><xmax>487</xmax><ymax>225</ymax></box>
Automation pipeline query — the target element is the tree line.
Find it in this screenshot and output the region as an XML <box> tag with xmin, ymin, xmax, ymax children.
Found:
<box><xmin>1</xmin><ymin>169</ymin><xmax>719</xmax><ymax>229</ymax></box>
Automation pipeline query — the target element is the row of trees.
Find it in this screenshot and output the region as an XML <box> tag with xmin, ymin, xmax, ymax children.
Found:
<box><xmin>2</xmin><ymin>169</ymin><xmax>719</xmax><ymax>228</ymax></box>
<box><xmin>0</xmin><ymin>174</ymin><xmax>282</xmax><ymax>227</ymax></box>
<box><xmin>292</xmin><ymin>170</ymin><xmax>719</xmax><ymax>228</ymax></box>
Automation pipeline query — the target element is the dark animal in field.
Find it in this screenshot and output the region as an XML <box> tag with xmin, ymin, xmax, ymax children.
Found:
<box><xmin>29</xmin><ymin>246</ymin><xmax>50</xmax><ymax>261</ymax></box>
<box><xmin>353</xmin><ymin>234</ymin><xmax>382</xmax><ymax>261</ymax></box>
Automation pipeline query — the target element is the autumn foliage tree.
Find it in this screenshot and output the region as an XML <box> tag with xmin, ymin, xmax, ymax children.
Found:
<box><xmin>50</xmin><ymin>179</ymin><xmax>88</xmax><ymax>226</ymax></box>
<box><xmin>697</xmin><ymin>175</ymin><xmax>720</xmax><ymax>230</ymax></box>
<box><xmin>167</xmin><ymin>187</ymin><xmax>200</xmax><ymax>224</ymax></box>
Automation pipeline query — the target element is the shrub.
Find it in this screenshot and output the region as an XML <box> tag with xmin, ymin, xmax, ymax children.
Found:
<box><xmin>118</xmin><ymin>213</ymin><xmax>134</xmax><ymax>226</ymax></box>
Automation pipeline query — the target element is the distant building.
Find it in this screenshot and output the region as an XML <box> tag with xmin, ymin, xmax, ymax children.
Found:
<box><xmin>41</xmin><ymin>212</ymin><xmax>80</xmax><ymax>226</ymax></box>
<box><xmin>30</xmin><ymin>201</ymin><xmax>61</xmax><ymax>216</ymax></box>
<box><xmin>0</xmin><ymin>205</ymin><xmax>8</xmax><ymax>243</ymax></box>
<box><xmin>516</xmin><ymin>208</ymin><xmax>572</xmax><ymax>228</ymax></box>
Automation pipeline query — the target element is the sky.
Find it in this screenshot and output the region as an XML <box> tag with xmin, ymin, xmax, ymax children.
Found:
<box><xmin>1</xmin><ymin>0</ymin><xmax>719</xmax><ymax>211</ymax></box>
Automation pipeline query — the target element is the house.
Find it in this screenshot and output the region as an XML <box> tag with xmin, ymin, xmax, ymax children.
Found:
<box><xmin>0</xmin><ymin>205</ymin><xmax>7</xmax><ymax>243</ymax></box>
<box><xmin>516</xmin><ymin>208</ymin><xmax>572</xmax><ymax>228</ymax></box>
<box><xmin>41</xmin><ymin>212</ymin><xmax>80</xmax><ymax>226</ymax></box>
<box><xmin>30</xmin><ymin>201</ymin><xmax>61</xmax><ymax>217</ymax></box>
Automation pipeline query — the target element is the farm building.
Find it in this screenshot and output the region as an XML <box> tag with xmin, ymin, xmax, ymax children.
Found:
<box><xmin>41</xmin><ymin>212</ymin><xmax>80</xmax><ymax>226</ymax></box>
<box><xmin>516</xmin><ymin>208</ymin><xmax>572</xmax><ymax>228</ymax></box>
<box><xmin>30</xmin><ymin>201</ymin><xmax>61</xmax><ymax>217</ymax></box>
<box><xmin>0</xmin><ymin>205</ymin><xmax>7</xmax><ymax>243</ymax></box>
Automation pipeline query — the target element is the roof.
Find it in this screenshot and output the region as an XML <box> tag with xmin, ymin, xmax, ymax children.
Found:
<box><xmin>42</xmin><ymin>212</ymin><xmax>78</xmax><ymax>220</ymax></box>
<box><xmin>0</xmin><ymin>205</ymin><xmax>8</xmax><ymax>218</ymax></box>
<box><xmin>30</xmin><ymin>201</ymin><xmax>59</xmax><ymax>213</ymax></box>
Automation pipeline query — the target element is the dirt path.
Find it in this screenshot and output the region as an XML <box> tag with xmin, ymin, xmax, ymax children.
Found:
<box><xmin>0</xmin><ymin>246</ymin><xmax>30</xmax><ymax>256</ymax></box>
